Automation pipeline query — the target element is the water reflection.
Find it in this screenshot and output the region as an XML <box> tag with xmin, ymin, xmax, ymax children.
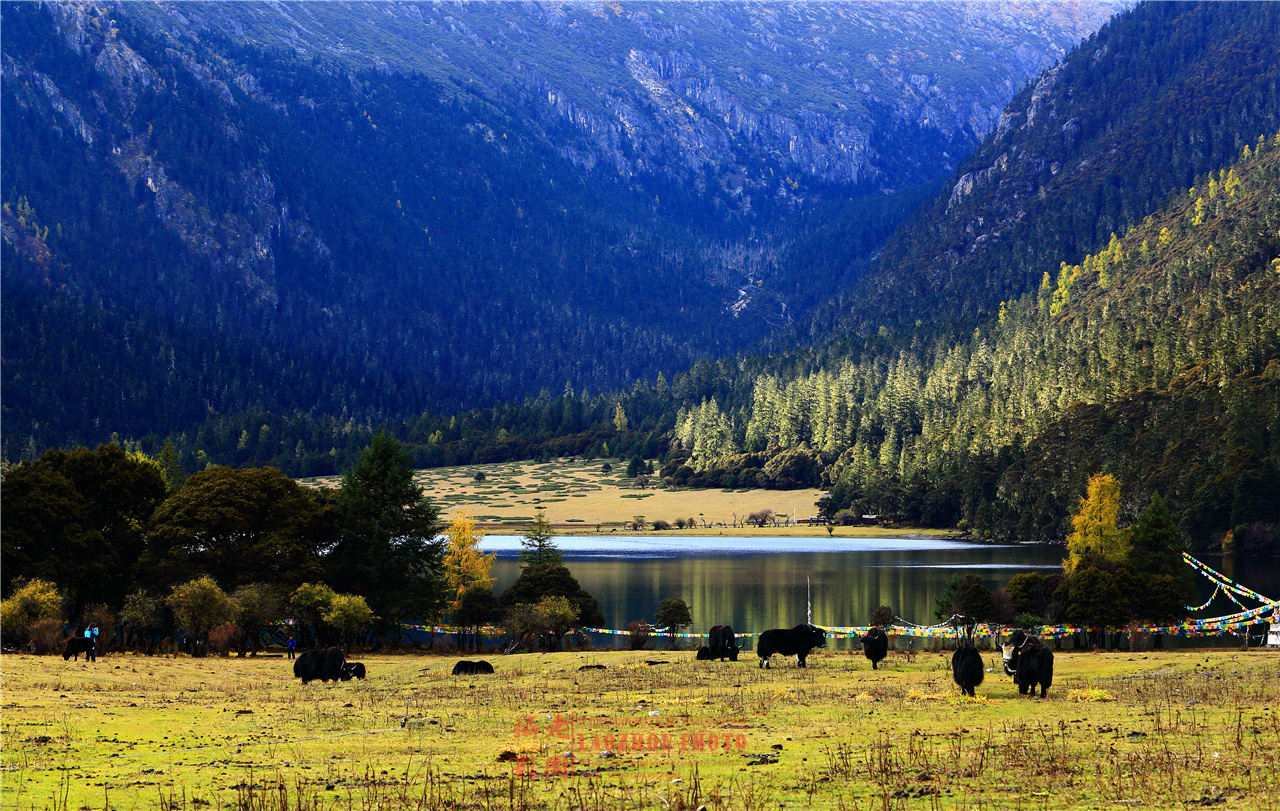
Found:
<box><xmin>484</xmin><ymin>536</ymin><xmax>1065</xmax><ymax>647</ymax></box>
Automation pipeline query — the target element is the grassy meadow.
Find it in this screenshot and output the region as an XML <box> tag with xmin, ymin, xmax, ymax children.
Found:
<box><xmin>3</xmin><ymin>646</ymin><xmax>1278</xmax><ymax>810</ymax></box>
<box><xmin>301</xmin><ymin>459</ymin><xmax>848</xmax><ymax>535</ymax></box>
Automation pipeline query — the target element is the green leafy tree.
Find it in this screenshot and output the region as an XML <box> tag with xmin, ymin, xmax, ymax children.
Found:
<box><xmin>232</xmin><ymin>583</ymin><xmax>283</xmax><ymax>656</ymax></box>
<box><xmin>323</xmin><ymin>593</ymin><xmax>375</xmax><ymax>653</ymax></box>
<box><xmin>2</xmin><ymin>444</ymin><xmax>166</xmax><ymax>610</ymax></box>
<box><xmin>167</xmin><ymin>576</ymin><xmax>236</xmax><ymax>657</ymax></box>
<box><xmin>654</xmin><ymin>598</ymin><xmax>693</xmax><ymax>641</ymax></box>
<box><xmin>331</xmin><ymin>433</ymin><xmax>446</xmax><ymax>636</ymax></box>
<box><xmin>499</xmin><ymin>563</ymin><xmax>604</xmax><ymax>628</ymax></box>
<box><xmin>534</xmin><ymin>595</ymin><xmax>579</xmax><ymax>651</ymax></box>
<box><xmin>1128</xmin><ymin>494</ymin><xmax>1192</xmax><ymax>622</ymax></box>
<box><xmin>517</xmin><ymin>509</ymin><xmax>561</xmax><ymax>566</ymax></box>
<box><xmin>119</xmin><ymin>590</ymin><xmax>166</xmax><ymax>654</ymax></box>
<box><xmin>456</xmin><ymin>585</ymin><xmax>499</xmax><ymax>650</ymax></box>
<box><xmin>144</xmin><ymin>466</ymin><xmax>333</xmax><ymax>592</ymax></box>
<box><xmin>289</xmin><ymin>582</ymin><xmax>338</xmax><ymax>648</ymax></box>
<box><xmin>1062</xmin><ymin>564</ymin><xmax>1134</xmax><ymax>644</ymax></box>
<box><xmin>869</xmin><ymin>605</ymin><xmax>895</xmax><ymax>627</ymax></box>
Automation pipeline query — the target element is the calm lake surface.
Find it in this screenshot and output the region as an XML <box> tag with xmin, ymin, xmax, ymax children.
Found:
<box><xmin>482</xmin><ymin>535</ymin><xmax>1064</xmax><ymax>646</ymax></box>
<box><xmin>480</xmin><ymin>536</ymin><xmax>1280</xmax><ymax>648</ymax></box>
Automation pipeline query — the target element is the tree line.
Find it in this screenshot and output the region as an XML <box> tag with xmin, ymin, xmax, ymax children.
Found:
<box><xmin>0</xmin><ymin>435</ymin><xmax>618</xmax><ymax>657</ymax></box>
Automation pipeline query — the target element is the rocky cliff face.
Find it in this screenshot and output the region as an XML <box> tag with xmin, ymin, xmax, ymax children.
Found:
<box><xmin>112</xmin><ymin>1</ymin><xmax>1122</xmax><ymax>211</ymax></box>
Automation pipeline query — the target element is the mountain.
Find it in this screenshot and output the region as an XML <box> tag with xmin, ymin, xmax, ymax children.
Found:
<box><xmin>793</xmin><ymin>0</ymin><xmax>1280</xmax><ymax>343</ymax></box>
<box><xmin>0</xmin><ymin>0</ymin><xmax>1117</xmax><ymax>454</ymax></box>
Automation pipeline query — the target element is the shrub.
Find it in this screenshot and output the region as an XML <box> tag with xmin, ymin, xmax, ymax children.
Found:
<box><xmin>626</xmin><ymin>620</ymin><xmax>652</xmax><ymax>651</ymax></box>
<box><xmin>208</xmin><ymin>623</ymin><xmax>241</xmax><ymax>656</ymax></box>
<box><xmin>28</xmin><ymin>618</ymin><xmax>65</xmax><ymax>655</ymax></box>
<box><xmin>652</xmin><ymin>519</ymin><xmax>672</xmax><ymax>531</ymax></box>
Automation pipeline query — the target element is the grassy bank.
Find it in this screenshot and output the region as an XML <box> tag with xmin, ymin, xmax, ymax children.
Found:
<box><xmin>304</xmin><ymin>458</ymin><xmax>857</xmax><ymax>535</ymax></box>
<box><xmin>3</xmin><ymin>646</ymin><xmax>1277</xmax><ymax>809</ymax></box>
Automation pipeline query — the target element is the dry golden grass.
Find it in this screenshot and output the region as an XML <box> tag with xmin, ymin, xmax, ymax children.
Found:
<box><xmin>4</xmin><ymin>646</ymin><xmax>1279</xmax><ymax>810</ymax></box>
<box><xmin>303</xmin><ymin>458</ymin><xmax>849</xmax><ymax>534</ymax></box>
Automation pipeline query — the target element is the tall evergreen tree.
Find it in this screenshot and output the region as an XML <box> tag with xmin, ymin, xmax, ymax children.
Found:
<box><xmin>331</xmin><ymin>433</ymin><xmax>445</xmax><ymax>636</ymax></box>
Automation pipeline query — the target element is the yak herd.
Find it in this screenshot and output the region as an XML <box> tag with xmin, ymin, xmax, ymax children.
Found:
<box><xmin>283</xmin><ymin>625</ymin><xmax>1052</xmax><ymax>699</ymax></box>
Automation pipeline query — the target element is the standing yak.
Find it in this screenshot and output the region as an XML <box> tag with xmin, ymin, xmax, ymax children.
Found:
<box><xmin>293</xmin><ymin>646</ymin><xmax>348</xmax><ymax>684</ymax></box>
<box><xmin>1002</xmin><ymin>630</ymin><xmax>1054</xmax><ymax>698</ymax></box>
<box><xmin>861</xmin><ymin>627</ymin><xmax>889</xmax><ymax>670</ymax></box>
<box><xmin>708</xmin><ymin>625</ymin><xmax>740</xmax><ymax>661</ymax></box>
<box><xmin>757</xmin><ymin>624</ymin><xmax>826</xmax><ymax>668</ymax></box>
<box><xmin>951</xmin><ymin>643</ymin><xmax>984</xmax><ymax>696</ymax></box>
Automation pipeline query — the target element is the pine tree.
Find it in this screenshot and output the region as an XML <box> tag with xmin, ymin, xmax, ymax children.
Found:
<box><xmin>1065</xmin><ymin>474</ymin><xmax>1130</xmax><ymax>574</ymax></box>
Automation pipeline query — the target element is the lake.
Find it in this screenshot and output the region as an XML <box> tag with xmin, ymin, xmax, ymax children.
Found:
<box><xmin>480</xmin><ymin>535</ymin><xmax>1280</xmax><ymax>648</ymax></box>
<box><xmin>482</xmin><ymin>535</ymin><xmax>1066</xmax><ymax>647</ymax></box>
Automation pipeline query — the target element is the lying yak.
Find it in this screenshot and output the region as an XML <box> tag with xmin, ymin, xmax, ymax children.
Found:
<box><xmin>1002</xmin><ymin>630</ymin><xmax>1053</xmax><ymax>698</ymax></box>
<box><xmin>452</xmin><ymin>660</ymin><xmax>494</xmax><ymax>675</ymax></box>
<box><xmin>757</xmin><ymin>624</ymin><xmax>826</xmax><ymax>668</ymax></box>
<box><xmin>861</xmin><ymin>627</ymin><xmax>889</xmax><ymax>670</ymax></box>
<box><xmin>63</xmin><ymin>637</ymin><xmax>96</xmax><ymax>662</ymax></box>
<box><xmin>708</xmin><ymin>625</ymin><xmax>740</xmax><ymax>661</ymax></box>
<box><xmin>951</xmin><ymin>643</ymin><xmax>984</xmax><ymax>696</ymax></box>
<box><xmin>695</xmin><ymin>645</ymin><xmax>713</xmax><ymax>661</ymax></box>
<box><xmin>293</xmin><ymin>646</ymin><xmax>348</xmax><ymax>684</ymax></box>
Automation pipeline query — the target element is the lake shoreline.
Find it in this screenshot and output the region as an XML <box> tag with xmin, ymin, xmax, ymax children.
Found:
<box><xmin>474</xmin><ymin>523</ymin><xmax>972</xmax><ymax>541</ymax></box>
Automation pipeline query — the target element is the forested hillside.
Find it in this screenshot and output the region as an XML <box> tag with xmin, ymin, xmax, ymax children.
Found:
<box><xmin>790</xmin><ymin>0</ymin><xmax>1280</xmax><ymax>343</ymax></box>
<box><xmin>0</xmin><ymin>1</ymin><xmax>1109</xmax><ymax>456</ymax></box>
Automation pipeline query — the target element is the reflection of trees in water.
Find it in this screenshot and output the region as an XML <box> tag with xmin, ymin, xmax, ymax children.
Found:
<box><xmin>492</xmin><ymin>545</ymin><xmax>1067</xmax><ymax>647</ymax></box>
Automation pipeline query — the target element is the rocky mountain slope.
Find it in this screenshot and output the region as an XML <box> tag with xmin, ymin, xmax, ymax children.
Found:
<box><xmin>1</xmin><ymin>0</ymin><xmax>1117</xmax><ymax>455</ymax></box>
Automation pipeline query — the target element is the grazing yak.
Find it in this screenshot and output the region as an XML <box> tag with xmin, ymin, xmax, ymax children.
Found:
<box><xmin>861</xmin><ymin>627</ymin><xmax>889</xmax><ymax>670</ymax></box>
<box><xmin>1002</xmin><ymin>630</ymin><xmax>1054</xmax><ymax>698</ymax></box>
<box><xmin>451</xmin><ymin>660</ymin><xmax>495</xmax><ymax>675</ymax></box>
<box><xmin>708</xmin><ymin>625</ymin><xmax>740</xmax><ymax>661</ymax></box>
<box><xmin>63</xmin><ymin>637</ymin><xmax>96</xmax><ymax>662</ymax></box>
<box><xmin>293</xmin><ymin>646</ymin><xmax>348</xmax><ymax>684</ymax></box>
<box><xmin>695</xmin><ymin>645</ymin><xmax>713</xmax><ymax>660</ymax></box>
<box><xmin>951</xmin><ymin>643</ymin><xmax>984</xmax><ymax>696</ymax></box>
<box><xmin>757</xmin><ymin>624</ymin><xmax>826</xmax><ymax>668</ymax></box>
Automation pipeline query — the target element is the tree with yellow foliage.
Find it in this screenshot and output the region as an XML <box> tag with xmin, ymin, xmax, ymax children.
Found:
<box><xmin>442</xmin><ymin>510</ymin><xmax>494</xmax><ymax>614</ymax></box>
<box><xmin>1064</xmin><ymin>473</ymin><xmax>1131</xmax><ymax>575</ymax></box>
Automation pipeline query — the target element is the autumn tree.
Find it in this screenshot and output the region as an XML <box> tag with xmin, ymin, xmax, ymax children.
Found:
<box><xmin>0</xmin><ymin>578</ymin><xmax>63</xmax><ymax>647</ymax></box>
<box><xmin>1065</xmin><ymin>474</ymin><xmax>1130</xmax><ymax>575</ymax></box>
<box><xmin>442</xmin><ymin>510</ymin><xmax>495</xmax><ymax>613</ymax></box>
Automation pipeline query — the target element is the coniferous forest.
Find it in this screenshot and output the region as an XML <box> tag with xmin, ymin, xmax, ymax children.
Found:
<box><xmin>3</xmin><ymin>1</ymin><xmax>1279</xmax><ymax>561</ymax></box>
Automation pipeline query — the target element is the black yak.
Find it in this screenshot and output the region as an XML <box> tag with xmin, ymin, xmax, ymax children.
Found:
<box><xmin>63</xmin><ymin>637</ymin><xmax>96</xmax><ymax>662</ymax></box>
<box><xmin>1002</xmin><ymin>630</ymin><xmax>1054</xmax><ymax>698</ymax></box>
<box><xmin>709</xmin><ymin>625</ymin><xmax>740</xmax><ymax>661</ymax></box>
<box><xmin>451</xmin><ymin>660</ymin><xmax>495</xmax><ymax>675</ymax></box>
<box><xmin>343</xmin><ymin>662</ymin><xmax>367</xmax><ymax>680</ymax></box>
<box><xmin>757</xmin><ymin>624</ymin><xmax>826</xmax><ymax>668</ymax></box>
<box><xmin>293</xmin><ymin>646</ymin><xmax>347</xmax><ymax>684</ymax></box>
<box><xmin>951</xmin><ymin>644</ymin><xmax>984</xmax><ymax>696</ymax></box>
<box><xmin>861</xmin><ymin>627</ymin><xmax>889</xmax><ymax>670</ymax></box>
<box><xmin>695</xmin><ymin>645</ymin><xmax>713</xmax><ymax>660</ymax></box>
